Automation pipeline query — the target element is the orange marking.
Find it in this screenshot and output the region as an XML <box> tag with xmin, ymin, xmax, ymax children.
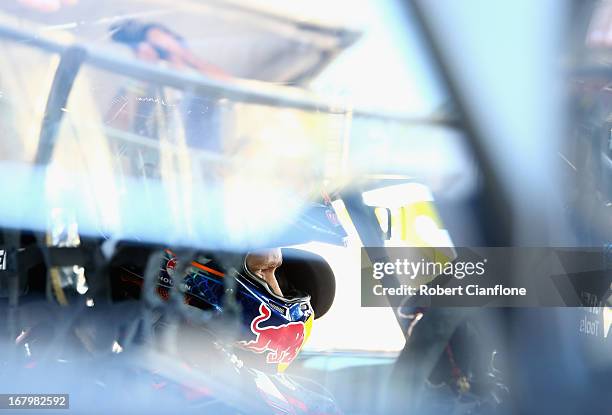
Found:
<box><xmin>190</xmin><ymin>261</ymin><xmax>224</xmax><ymax>277</ymax></box>
<box><xmin>164</xmin><ymin>248</ymin><xmax>224</xmax><ymax>277</ymax></box>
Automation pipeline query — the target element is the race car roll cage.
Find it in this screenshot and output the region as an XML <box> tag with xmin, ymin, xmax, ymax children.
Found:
<box><xmin>3</xmin><ymin>1</ymin><xmax>603</xmax><ymax>413</ymax></box>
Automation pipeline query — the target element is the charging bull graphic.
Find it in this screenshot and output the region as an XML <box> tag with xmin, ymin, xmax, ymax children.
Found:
<box><xmin>241</xmin><ymin>304</ymin><xmax>306</xmax><ymax>365</ymax></box>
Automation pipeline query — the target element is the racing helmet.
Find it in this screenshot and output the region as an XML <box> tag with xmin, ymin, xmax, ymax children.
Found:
<box><xmin>111</xmin><ymin>196</ymin><xmax>346</xmax><ymax>372</ymax></box>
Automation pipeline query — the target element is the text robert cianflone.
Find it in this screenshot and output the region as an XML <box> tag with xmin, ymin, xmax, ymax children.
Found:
<box><xmin>372</xmin><ymin>258</ymin><xmax>486</xmax><ymax>280</ymax></box>
<box><xmin>370</xmin><ymin>257</ymin><xmax>528</xmax><ymax>298</ymax></box>
<box><xmin>372</xmin><ymin>284</ymin><xmax>527</xmax><ymax>297</ymax></box>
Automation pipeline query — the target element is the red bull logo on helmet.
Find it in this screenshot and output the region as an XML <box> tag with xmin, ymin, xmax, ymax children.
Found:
<box><xmin>240</xmin><ymin>304</ymin><xmax>312</xmax><ymax>369</ymax></box>
<box><xmin>165</xmin><ymin>256</ymin><xmax>177</xmax><ymax>277</ymax></box>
